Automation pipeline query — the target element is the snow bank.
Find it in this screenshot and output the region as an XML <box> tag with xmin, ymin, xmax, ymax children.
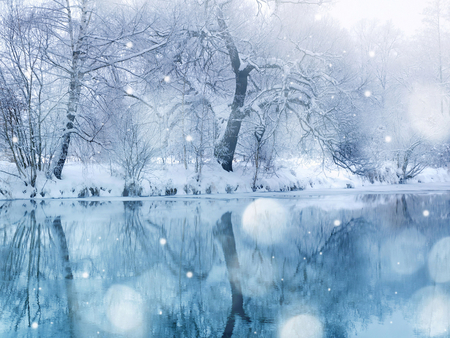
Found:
<box><xmin>0</xmin><ymin>160</ymin><xmax>450</xmax><ymax>200</ymax></box>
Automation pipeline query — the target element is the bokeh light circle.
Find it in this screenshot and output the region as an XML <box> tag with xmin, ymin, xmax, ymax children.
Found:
<box><xmin>428</xmin><ymin>237</ymin><xmax>450</xmax><ymax>283</ymax></box>
<box><xmin>407</xmin><ymin>84</ymin><xmax>450</xmax><ymax>143</ymax></box>
<box><xmin>411</xmin><ymin>286</ymin><xmax>450</xmax><ymax>337</ymax></box>
<box><xmin>242</xmin><ymin>199</ymin><xmax>287</xmax><ymax>244</ymax></box>
<box><xmin>280</xmin><ymin>314</ymin><xmax>323</xmax><ymax>338</ymax></box>
<box><xmin>382</xmin><ymin>229</ymin><xmax>426</xmax><ymax>275</ymax></box>
<box><xmin>104</xmin><ymin>284</ymin><xmax>144</xmax><ymax>332</ymax></box>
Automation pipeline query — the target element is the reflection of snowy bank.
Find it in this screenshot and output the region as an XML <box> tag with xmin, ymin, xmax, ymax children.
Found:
<box><xmin>0</xmin><ymin>160</ymin><xmax>449</xmax><ymax>200</ymax></box>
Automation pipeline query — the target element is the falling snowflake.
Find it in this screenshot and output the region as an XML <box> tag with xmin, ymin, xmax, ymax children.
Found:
<box><xmin>334</xmin><ymin>220</ymin><xmax>341</xmax><ymax>226</ymax></box>
<box><xmin>164</xmin><ymin>76</ymin><xmax>170</xmax><ymax>83</ymax></box>
<box><xmin>423</xmin><ymin>210</ymin><xmax>430</xmax><ymax>217</ymax></box>
<box><xmin>369</xmin><ymin>51</ymin><xmax>375</xmax><ymax>58</ymax></box>
<box><xmin>186</xmin><ymin>271</ymin><xmax>193</xmax><ymax>278</ymax></box>
<box><xmin>186</xmin><ymin>135</ymin><xmax>193</xmax><ymax>142</ymax></box>
<box><xmin>364</xmin><ymin>90</ymin><xmax>371</xmax><ymax>97</ymax></box>
<box><xmin>385</xmin><ymin>136</ymin><xmax>392</xmax><ymax>143</ymax></box>
<box><xmin>159</xmin><ymin>238</ymin><xmax>167</xmax><ymax>245</ymax></box>
<box><xmin>126</xmin><ymin>41</ymin><xmax>133</xmax><ymax>48</ymax></box>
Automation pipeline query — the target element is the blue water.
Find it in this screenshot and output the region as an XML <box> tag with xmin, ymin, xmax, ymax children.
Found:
<box><xmin>0</xmin><ymin>193</ymin><xmax>449</xmax><ymax>337</ymax></box>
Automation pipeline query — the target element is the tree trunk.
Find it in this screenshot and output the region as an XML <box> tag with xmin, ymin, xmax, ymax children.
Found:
<box><xmin>214</xmin><ymin>7</ymin><xmax>254</xmax><ymax>172</ymax></box>
<box><xmin>53</xmin><ymin>0</ymin><xmax>87</xmax><ymax>179</ymax></box>
<box><xmin>53</xmin><ymin>72</ymin><xmax>81</xmax><ymax>179</ymax></box>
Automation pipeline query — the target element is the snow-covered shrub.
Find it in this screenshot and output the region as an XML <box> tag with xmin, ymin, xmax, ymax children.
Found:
<box><xmin>107</xmin><ymin>94</ymin><xmax>159</xmax><ymax>196</ymax></box>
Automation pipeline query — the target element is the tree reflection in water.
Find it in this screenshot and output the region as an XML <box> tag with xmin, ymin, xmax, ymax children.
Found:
<box><xmin>0</xmin><ymin>205</ymin><xmax>77</xmax><ymax>336</ymax></box>
<box><xmin>214</xmin><ymin>212</ymin><xmax>250</xmax><ymax>337</ymax></box>
<box><xmin>0</xmin><ymin>193</ymin><xmax>449</xmax><ymax>337</ymax></box>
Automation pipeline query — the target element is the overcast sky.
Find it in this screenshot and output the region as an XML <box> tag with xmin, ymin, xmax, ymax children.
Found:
<box><xmin>327</xmin><ymin>0</ymin><xmax>427</xmax><ymax>35</ymax></box>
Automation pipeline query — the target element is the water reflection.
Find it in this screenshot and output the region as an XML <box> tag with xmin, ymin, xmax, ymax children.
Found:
<box><xmin>214</xmin><ymin>212</ymin><xmax>250</xmax><ymax>337</ymax></box>
<box><xmin>0</xmin><ymin>193</ymin><xmax>449</xmax><ymax>337</ymax></box>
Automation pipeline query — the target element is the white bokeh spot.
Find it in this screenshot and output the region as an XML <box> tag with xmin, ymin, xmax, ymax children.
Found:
<box><xmin>412</xmin><ymin>286</ymin><xmax>450</xmax><ymax>337</ymax></box>
<box><xmin>408</xmin><ymin>84</ymin><xmax>450</xmax><ymax>143</ymax></box>
<box><xmin>280</xmin><ymin>314</ymin><xmax>323</xmax><ymax>338</ymax></box>
<box><xmin>428</xmin><ymin>237</ymin><xmax>450</xmax><ymax>283</ymax></box>
<box><xmin>104</xmin><ymin>285</ymin><xmax>144</xmax><ymax>332</ymax></box>
<box><xmin>242</xmin><ymin>198</ymin><xmax>287</xmax><ymax>244</ymax></box>
<box><xmin>381</xmin><ymin>229</ymin><xmax>426</xmax><ymax>275</ymax></box>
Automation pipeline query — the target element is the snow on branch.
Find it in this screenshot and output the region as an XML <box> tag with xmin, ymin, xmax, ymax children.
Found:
<box><xmin>86</xmin><ymin>40</ymin><xmax>168</xmax><ymax>73</ymax></box>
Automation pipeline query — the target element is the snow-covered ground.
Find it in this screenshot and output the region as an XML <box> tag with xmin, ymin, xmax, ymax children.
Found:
<box><xmin>0</xmin><ymin>160</ymin><xmax>450</xmax><ymax>200</ymax></box>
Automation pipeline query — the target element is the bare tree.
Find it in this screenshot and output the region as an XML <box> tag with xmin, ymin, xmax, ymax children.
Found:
<box><xmin>212</xmin><ymin>0</ymin><xmax>330</xmax><ymax>172</ymax></box>
<box><xmin>44</xmin><ymin>0</ymin><xmax>167</xmax><ymax>179</ymax></box>
<box><xmin>0</xmin><ymin>4</ymin><xmax>56</xmax><ymax>189</ymax></box>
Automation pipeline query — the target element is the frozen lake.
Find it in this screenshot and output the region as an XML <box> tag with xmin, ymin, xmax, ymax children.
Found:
<box><xmin>0</xmin><ymin>192</ymin><xmax>450</xmax><ymax>337</ymax></box>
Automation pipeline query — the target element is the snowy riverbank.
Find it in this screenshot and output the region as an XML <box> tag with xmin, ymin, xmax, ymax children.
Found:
<box><xmin>1</xmin><ymin>160</ymin><xmax>450</xmax><ymax>200</ymax></box>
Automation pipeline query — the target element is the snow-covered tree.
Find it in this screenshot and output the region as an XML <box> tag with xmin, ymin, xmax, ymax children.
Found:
<box><xmin>45</xmin><ymin>0</ymin><xmax>167</xmax><ymax>179</ymax></box>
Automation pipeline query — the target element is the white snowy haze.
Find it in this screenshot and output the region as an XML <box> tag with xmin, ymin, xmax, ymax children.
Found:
<box><xmin>328</xmin><ymin>0</ymin><xmax>426</xmax><ymax>36</ymax></box>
